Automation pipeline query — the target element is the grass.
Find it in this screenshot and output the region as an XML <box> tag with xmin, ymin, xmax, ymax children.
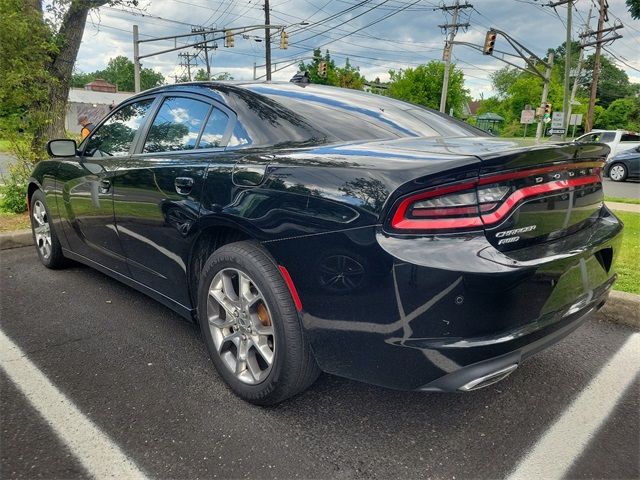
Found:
<box><xmin>605</xmin><ymin>196</ymin><xmax>640</xmax><ymax>205</ymax></box>
<box><xmin>0</xmin><ymin>139</ymin><xmax>12</xmax><ymax>153</ymax></box>
<box><xmin>612</xmin><ymin>211</ymin><xmax>640</xmax><ymax>295</ymax></box>
<box><xmin>0</xmin><ymin>212</ymin><xmax>30</xmax><ymax>232</ymax></box>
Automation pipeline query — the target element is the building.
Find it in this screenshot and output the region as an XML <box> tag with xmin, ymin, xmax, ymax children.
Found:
<box><xmin>65</xmin><ymin>79</ymin><xmax>133</xmax><ymax>134</ymax></box>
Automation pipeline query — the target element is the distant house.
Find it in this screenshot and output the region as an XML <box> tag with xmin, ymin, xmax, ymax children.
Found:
<box><xmin>65</xmin><ymin>79</ymin><xmax>133</xmax><ymax>134</ymax></box>
<box><xmin>462</xmin><ymin>100</ymin><xmax>481</xmax><ymax>119</ymax></box>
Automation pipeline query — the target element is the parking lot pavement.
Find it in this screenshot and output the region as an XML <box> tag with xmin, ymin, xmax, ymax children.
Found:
<box><xmin>1</xmin><ymin>246</ymin><xmax>639</xmax><ymax>480</ymax></box>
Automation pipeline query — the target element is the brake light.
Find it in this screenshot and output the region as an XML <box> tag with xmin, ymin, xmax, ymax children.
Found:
<box><xmin>390</xmin><ymin>162</ymin><xmax>603</xmax><ymax>232</ymax></box>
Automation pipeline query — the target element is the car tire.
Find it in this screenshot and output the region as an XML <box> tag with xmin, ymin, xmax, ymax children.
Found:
<box><xmin>197</xmin><ymin>241</ymin><xmax>320</xmax><ymax>405</ymax></box>
<box><xmin>608</xmin><ymin>163</ymin><xmax>628</xmax><ymax>182</ymax></box>
<box><xmin>30</xmin><ymin>190</ymin><xmax>66</xmax><ymax>269</ymax></box>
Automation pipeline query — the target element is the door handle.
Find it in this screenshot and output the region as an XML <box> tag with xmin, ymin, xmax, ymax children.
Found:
<box><xmin>174</xmin><ymin>177</ymin><xmax>194</xmax><ymax>195</ymax></box>
<box><xmin>99</xmin><ymin>179</ymin><xmax>111</xmax><ymax>194</ymax></box>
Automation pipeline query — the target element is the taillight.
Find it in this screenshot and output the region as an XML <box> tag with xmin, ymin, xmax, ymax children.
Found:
<box><xmin>390</xmin><ymin>162</ymin><xmax>604</xmax><ymax>232</ymax></box>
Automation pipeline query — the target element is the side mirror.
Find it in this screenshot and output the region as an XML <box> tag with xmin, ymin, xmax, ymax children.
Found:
<box><xmin>47</xmin><ymin>139</ymin><xmax>77</xmax><ymax>157</ymax></box>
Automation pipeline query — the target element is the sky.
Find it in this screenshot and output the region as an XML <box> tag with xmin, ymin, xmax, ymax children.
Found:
<box><xmin>74</xmin><ymin>0</ymin><xmax>640</xmax><ymax>98</ymax></box>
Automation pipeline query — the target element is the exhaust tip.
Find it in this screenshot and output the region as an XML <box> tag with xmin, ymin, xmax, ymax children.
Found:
<box><xmin>459</xmin><ymin>364</ymin><xmax>518</xmax><ymax>392</ymax></box>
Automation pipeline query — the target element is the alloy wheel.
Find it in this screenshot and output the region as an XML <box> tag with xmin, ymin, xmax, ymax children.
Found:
<box><xmin>32</xmin><ymin>200</ymin><xmax>52</xmax><ymax>260</ymax></box>
<box><xmin>206</xmin><ymin>268</ymin><xmax>275</xmax><ymax>385</ymax></box>
<box><xmin>609</xmin><ymin>164</ymin><xmax>626</xmax><ymax>182</ymax></box>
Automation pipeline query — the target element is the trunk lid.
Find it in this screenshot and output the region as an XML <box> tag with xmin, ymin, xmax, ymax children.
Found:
<box><xmin>475</xmin><ymin>141</ymin><xmax>609</xmax><ymax>251</ymax></box>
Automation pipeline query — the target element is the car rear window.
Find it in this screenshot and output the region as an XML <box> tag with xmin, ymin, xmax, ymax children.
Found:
<box><xmin>248</xmin><ymin>85</ymin><xmax>482</xmax><ymax>142</ymax></box>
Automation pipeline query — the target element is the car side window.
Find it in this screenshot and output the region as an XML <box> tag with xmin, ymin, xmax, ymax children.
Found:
<box><xmin>197</xmin><ymin>108</ymin><xmax>229</xmax><ymax>149</ymax></box>
<box><xmin>621</xmin><ymin>133</ymin><xmax>640</xmax><ymax>142</ymax></box>
<box><xmin>84</xmin><ymin>99</ymin><xmax>154</xmax><ymax>157</ymax></box>
<box><xmin>600</xmin><ymin>132</ymin><xmax>616</xmax><ymax>142</ymax></box>
<box><xmin>143</xmin><ymin>97</ymin><xmax>211</xmax><ymax>153</ymax></box>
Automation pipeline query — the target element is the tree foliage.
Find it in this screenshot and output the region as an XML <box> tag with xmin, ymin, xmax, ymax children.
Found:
<box><xmin>627</xmin><ymin>0</ymin><xmax>640</xmax><ymax>19</ymax></box>
<box><xmin>72</xmin><ymin>56</ymin><xmax>164</xmax><ymax>92</ymax></box>
<box><xmin>476</xmin><ymin>42</ymin><xmax>639</xmax><ymax>136</ymax></box>
<box><xmin>387</xmin><ymin>61</ymin><xmax>469</xmax><ymax>116</ymax></box>
<box><xmin>298</xmin><ymin>49</ymin><xmax>366</xmax><ymax>90</ymax></box>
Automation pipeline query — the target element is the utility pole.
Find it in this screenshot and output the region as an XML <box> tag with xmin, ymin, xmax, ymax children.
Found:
<box><xmin>192</xmin><ymin>27</ymin><xmax>212</xmax><ymax>80</ymax></box>
<box><xmin>178</xmin><ymin>52</ymin><xmax>198</xmax><ymax>81</ymax></box>
<box><xmin>437</xmin><ymin>0</ymin><xmax>472</xmax><ymax>113</ymax></box>
<box><xmin>561</xmin><ymin>0</ymin><xmax>572</xmax><ymax>140</ymax></box>
<box><xmin>535</xmin><ymin>52</ymin><xmax>554</xmax><ymax>142</ymax></box>
<box><xmin>566</xmin><ymin>7</ymin><xmax>592</xmax><ymax>137</ymax></box>
<box><xmin>586</xmin><ymin>0</ymin><xmax>606</xmax><ymax>132</ymax></box>
<box><xmin>582</xmin><ymin>0</ymin><xmax>626</xmax><ymax>132</ymax></box>
<box><xmin>264</xmin><ymin>0</ymin><xmax>272</xmax><ymax>81</ymax></box>
<box><xmin>133</xmin><ymin>25</ymin><xmax>141</xmax><ymax>93</ymax></box>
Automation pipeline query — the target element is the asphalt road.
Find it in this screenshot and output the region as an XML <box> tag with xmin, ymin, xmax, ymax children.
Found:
<box><xmin>1</xmin><ymin>246</ymin><xmax>639</xmax><ymax>480</ymax></box>
<box><xmin>603</xmin><ymin>178</ymin><xmax>640</xmax><ymax>199</ymax></box>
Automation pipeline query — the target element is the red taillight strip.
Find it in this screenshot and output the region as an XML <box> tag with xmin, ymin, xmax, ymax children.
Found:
<box><xmin>480</xmin><ymin>174</ymin><xmax>600</xmax><ymax>225</ymax></box>
<box><xmin>478</xmin><ymin>161</ymin><xmax>604</xmax><ymax>185</ymax></box>
<box><xmin>390</xmin><ymin>180</ymin><xmax>477</xmax><ymax>229</ymax></box>
<box><xmin>391</xmin><ymin>174</ymin><xmax>601</xmax><ymax>231</ymax></box>
<box><xmin>392</xmin><ymin>216</ymin><xmax>484</xmax><ymax>230</ymax></box>
<box><xmin>278</xmin><ymin>265</ymin><xmax>303</xmax><ymax>312</ymax></box>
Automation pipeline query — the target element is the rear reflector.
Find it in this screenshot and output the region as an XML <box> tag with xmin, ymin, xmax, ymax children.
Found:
<box><xmin>390</xmin><ymin>162</ymin><xmax>603</xmax><ymax>232</ymax></box>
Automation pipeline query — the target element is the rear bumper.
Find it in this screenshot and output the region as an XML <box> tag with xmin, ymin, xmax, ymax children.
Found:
<box><xmin>263</xmin><ymin>207</ymin><xmax>623</xmax><ymax>391</ymax></box>
<box><xmin>418</xmin><ymin>283</ymin><xmax>611</xmax><ymax>391</ymax></box>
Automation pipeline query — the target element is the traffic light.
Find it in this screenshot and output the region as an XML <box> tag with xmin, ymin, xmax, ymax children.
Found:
<box><xmin>280</xmin><ymin>31</ymin><xmax>288</xmax><ymax>49</ymax></box>
<box><xmin>545</xmin><ymin>103</ymin><xmax>552</xmax><ymax>114</ymax></box>
<box><xmin>224</xmin><ymin>30</ymin><xmax>234</xmax><ymax>48</ymax></box>
<box><xmin>483</xmin><ymin>30</ymin><xmax>497</xmax><ymax>55</ymax></box>
<box><xmin>318</xmin><ymin>61</ymin><xmax>327</xmax><ymax>77</ymax></box>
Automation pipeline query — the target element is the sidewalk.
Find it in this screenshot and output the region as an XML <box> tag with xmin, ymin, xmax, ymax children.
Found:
<box><xmin>606</xmin><ymin>201</ymin><xmax>640</xmax><ymax>213</ymax></box>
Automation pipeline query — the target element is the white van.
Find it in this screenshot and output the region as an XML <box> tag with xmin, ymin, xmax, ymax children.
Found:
<box><xmin>575</xmin><ymin>130</ymin><xmax>640</xmax><ymax>158</ymax></box>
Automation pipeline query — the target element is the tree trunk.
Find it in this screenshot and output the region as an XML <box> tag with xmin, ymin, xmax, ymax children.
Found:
<box><xmin>32</xmin><ymin>2</ymin><xmax>91</xmax><ymax>154</ymax></box>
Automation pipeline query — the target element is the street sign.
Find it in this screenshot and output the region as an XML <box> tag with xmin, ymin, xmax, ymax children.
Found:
<box><xmin>548</xmin><ymin>128</ymin><xmax>566</xmax><ymax>135</ymax></box>
<box><xmin>520</xmin><ymin>110</ymin><xmax>535</xmax><ymax>124</ymax></box>
<box><xmin>569</xmin><ymin>114</ymin><xmax>583</xmax><ymax>126</ymax></box>
<box><xmin>551</xmin><ymin>111</ymin><xmax>564</xmax><ymax>129</ymax></box>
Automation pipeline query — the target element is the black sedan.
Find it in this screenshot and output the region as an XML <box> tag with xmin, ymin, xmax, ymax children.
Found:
<box><xmin>29</xmin><ymin>82</ymin><xmax>622</xmax><ymax>405</ymax></box>
<box><xmin>604</xmin><ymin>145</ymin><xmax>640</xmax><ymax>182</ymax></box>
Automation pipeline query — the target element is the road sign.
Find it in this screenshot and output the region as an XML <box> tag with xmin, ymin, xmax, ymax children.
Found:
<box><xmin>569</xmin><ymin>114</ymin><xmax>583</xmax><ymax>126</ymax></box>
<box><xmin>551</xmin><ymin>111</ymin><xmax>564</xmax><ymax>129</ymax></box>
<box><xmin>548</xmin><ymin>128</ymin><xmax>566</xmax><ymax>135</ymax></box>
<box><xmin>520</xmin><ymin>110</ymin><xmax>535</xmax><ymax>124</ymax></box>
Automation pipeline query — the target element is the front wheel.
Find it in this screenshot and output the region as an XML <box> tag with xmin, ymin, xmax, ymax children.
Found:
<box><xmin>198</xmin><ymin>241</ymin><xmax>320</xmax><ymax>405</ymax></box>
<box><xmin>608</xmin><ymin>163</ymin><xmax>628</xmax><ymax>182</ymax></box>
<box><xmin>30</xmin><ymin>190</ymin><xmax>66</xmax><ymax>269</ymax></box>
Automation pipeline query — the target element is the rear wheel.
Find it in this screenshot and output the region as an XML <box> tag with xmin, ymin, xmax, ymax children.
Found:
<box><xmin>608</xmin><ymin>163</ymin><xmax>628</xmax><ymax>182</ymax></box>
<box><xmin>198</xmin><ymin>241</ymin><xmax>320</xmax><ymax>405</ymax></box>
<box><xmin>30</xmin><ymin>190</ymin><xmax>65</xmax><ymax>269</ymax></box>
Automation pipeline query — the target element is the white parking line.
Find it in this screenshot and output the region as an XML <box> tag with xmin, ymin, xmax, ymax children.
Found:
<box><xmin>508</xmin><ymin>332</ymin><xmax>640</xmax><ymax>480</ymax></box>
<box><xmin>0</xmin><ymin>329</ymin><xmax>147</xmax><ymax>480</ymax></box>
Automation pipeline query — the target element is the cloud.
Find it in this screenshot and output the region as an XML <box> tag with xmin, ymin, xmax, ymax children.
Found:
<box><xmin>74</xmin><ymin>0</ymin><xmax>638</xmax><ymax>99</ymax></box>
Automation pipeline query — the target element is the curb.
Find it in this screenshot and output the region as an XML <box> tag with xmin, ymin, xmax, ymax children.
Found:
<box><xmin>0</xmin><ymin>227</ymin><xmax>638</xmax><ymax>329</ymax></box>
<box><xmin>0</xmin><ymin>229</ymin><xmax>33</xmax><ymax>250</ymax></box>
<box><xmin>600</xmin><ymin>290</ymin><xmax>640</xmax><ymax>329</ymax></box>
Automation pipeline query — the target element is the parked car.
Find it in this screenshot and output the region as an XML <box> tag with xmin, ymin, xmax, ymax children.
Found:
<box><xmin>603</xmin><ymin>145</ymin><xmax>640</xmax><ymax>182</ymax></box>
<box><xmin>29</xmin><ymin>82</ymin><xmax>622</xmax><ymax>405</ymax></box>
<box><xmin>575</xmin><ymin>129</ymin><xmax>640</xmax><ymax>159</ymax></box>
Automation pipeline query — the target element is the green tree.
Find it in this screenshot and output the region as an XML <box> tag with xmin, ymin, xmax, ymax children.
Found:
<box><xmin>72</xmin><ymin>56</ymin><xmax>164</xmax><ymax>92</ymax></box>
<box><xmin>581</xmin><ymin>55</ymin><xmax>634</xmax><ymax>108</ymax></box>
<box><xmin>387</xmin><ymin>61</ymin><xmax>469</xmax><ymax>115</ymax></box>
<box><xmin>299</xmin><ymin>49</ymin><xmax>339</xmax><ymax>86</ymax></box>
<box><xmin>594</xmin><ymin>97</ymin><xmax>640</xmax><ymax>130</ymax></box>
<box><xmin>627</xmin><ymin>0</ymin><xmax>640</xmax><ymax>19</ymax></box>
<box><xmin>193</xmin><ymin>69</ymin><xmax>209</xmax><ymax>81</ymax></box>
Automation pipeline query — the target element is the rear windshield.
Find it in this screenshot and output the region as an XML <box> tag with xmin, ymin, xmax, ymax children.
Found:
<box><xmin>247</xmin><ymin>85</ymin><xmax>483</xmax><ymax>142</ymax></box>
